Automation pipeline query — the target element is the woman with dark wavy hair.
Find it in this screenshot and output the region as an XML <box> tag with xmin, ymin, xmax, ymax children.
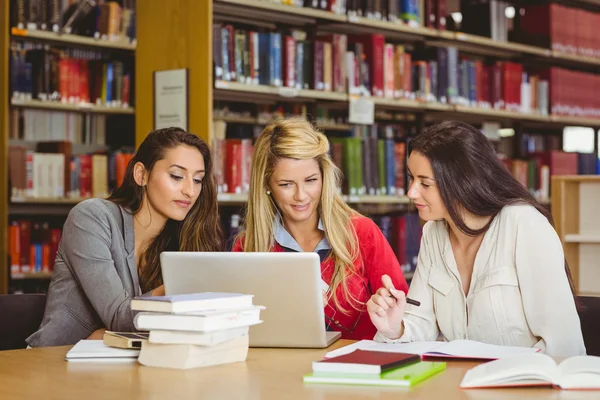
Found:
<box><xmin>367</xmin><ymin>121</ymin><xmax>585</xmax><ymax>357</ymax></box>
<box><xmin>28</xmin><ymin>127</ymin><xmax>223</xmax><ymax>347</ymax></box>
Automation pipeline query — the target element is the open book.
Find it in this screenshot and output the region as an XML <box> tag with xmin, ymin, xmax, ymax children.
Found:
<box><xmin>325</xmin><ymin>340</ymin><xmax>539</xmax><ymax>360</ymax></box>
<box><xmin>460</xmin><ymin>353</ymin><xmax>600</xmax><ymax>390</ymax></box>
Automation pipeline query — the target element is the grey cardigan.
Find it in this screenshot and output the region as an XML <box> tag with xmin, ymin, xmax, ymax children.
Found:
<box><xmin>27</xmin><ymin>198</ymin><xmax>148</xmax><ymax>347</ymax></box>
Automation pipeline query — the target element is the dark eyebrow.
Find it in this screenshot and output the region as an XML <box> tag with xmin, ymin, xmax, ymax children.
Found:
<box><xmin>169</xmin><ymin>164</ymin><xmax>205</xmax><ymax>173</ymax></box>
<box><xmin>407</xmin><ymin>168</ymin><xmax>434</xmax><ymax>181</ymax></box>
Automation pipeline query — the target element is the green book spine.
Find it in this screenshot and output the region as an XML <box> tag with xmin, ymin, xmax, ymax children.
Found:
<box><xmin>303</xmin><ymin>361</ymin><xmax>447</xmax><ymax>387</ymax></box>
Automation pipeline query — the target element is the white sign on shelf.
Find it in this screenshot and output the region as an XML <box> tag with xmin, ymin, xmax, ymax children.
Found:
<box><xmin>348</xmin><ymin>95</ymin><xmax>375</xmax><ymax>125</ymax></box>
<box><xmin>154</xmin><ymin>68</ymin><xmax>189</xmax><ymax>131</ymax></box>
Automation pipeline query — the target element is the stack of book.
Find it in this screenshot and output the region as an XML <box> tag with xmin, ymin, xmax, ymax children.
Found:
<box><xmin>131</xmin><ymin>292</ymin><xmax>264</xmax><ymax>369</ymax></box>
<box><xmin>303</xmin><ymin>350</ymin><xmax>446</xmax><ymax>387</ymax></box>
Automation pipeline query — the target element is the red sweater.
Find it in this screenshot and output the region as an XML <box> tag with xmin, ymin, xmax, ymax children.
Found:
<box><xmin>232</xmin><ymin>215</ymin><xmax>409</xmax><ymax>340</ymax></box>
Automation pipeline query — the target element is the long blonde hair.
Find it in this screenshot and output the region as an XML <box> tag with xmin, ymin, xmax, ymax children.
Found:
<box><xmin>240</xmin><ymin>117</ymin><xmax>363</xmax><ymax>313</ymax></box>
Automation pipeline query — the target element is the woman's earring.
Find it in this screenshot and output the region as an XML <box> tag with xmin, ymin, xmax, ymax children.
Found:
<box><xmin>266</xmin><ymin>190</ymin><xmax>271</xmax><ymax>195</ymax></box>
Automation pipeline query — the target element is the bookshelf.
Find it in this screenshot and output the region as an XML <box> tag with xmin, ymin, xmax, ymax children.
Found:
<box><xmin>1</xmin><ymin>0</ymin><xmax>9</xmax><ymax>294</ymax></box>
<box><xmin>212</xmin><ymin>0</ymin><xmax>596</xmax><ymax>282</ymax></box>
<box><xmin>2</xmin><ymin>0</ymin><xmax>138</xmax><ymax>294</ymax></box>
<box><xmin>10</xmin><ymin>99</ymin><xmax>135</xmax><ymax>114</ymax></box>
<box><xmin>215</xmin><ymin>0</ymin><xmax>600</xmax><ymax>69</ymax></box>
<box><xmin>214</xmin><ymin>81</ymin><xmax>600</xmax><ymax>129</ymax></box>
<box><xmin>10</xmin><ymin>28</ymin><xmax>136</xmax><ymax>50</ymax></box>
<box><xmin>552</xmin><ymin>176</ymin><xmax>600</xmax><ymax>296</ymax></box>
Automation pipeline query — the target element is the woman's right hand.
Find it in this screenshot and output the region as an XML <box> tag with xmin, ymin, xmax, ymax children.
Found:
<box><xmin>366</xmin><ymin>274</ymin><xmax>407</xmax><ymax>340</ymax></box>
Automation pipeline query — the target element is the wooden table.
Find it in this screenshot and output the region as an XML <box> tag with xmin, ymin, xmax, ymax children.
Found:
<box><xmin>0</xmin><ymin>340</ymin><xmax>594</xmax><ymax>399</ymax></box>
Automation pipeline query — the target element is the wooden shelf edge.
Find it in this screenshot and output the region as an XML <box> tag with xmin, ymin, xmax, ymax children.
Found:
<box><xmin>564</xmin><ymin>234</ymin><xmax>600</xmax><ymax>243</ymax></box>
<box><xmin>11</xmin><ymin>272</ymin><xmax>53</xmax><ymax>280</ymax></box>
<box><xmin>10</xmin><ymin>197</ymin><xmax>86</xmax><ymax>205</ymax></box>
<box><xmin>11</xmin><ymin>28</ymin><xmax>136</xmax><ymax>50</ymax></box>
<box><xmin>10</xmin><ymin>99</ymin><xmax>135</xmax><ymax>114</ymax></box>
<box><xmin>215</xmin><ymin>0</ymin><xmax>347</xmax><ymax>22</ymax></box>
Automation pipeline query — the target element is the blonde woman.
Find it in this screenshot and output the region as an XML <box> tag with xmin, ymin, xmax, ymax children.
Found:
<box><xmin>232</xmin><ymin>117</ymin><xmax>409</xmax><ymax>340</ymax></box>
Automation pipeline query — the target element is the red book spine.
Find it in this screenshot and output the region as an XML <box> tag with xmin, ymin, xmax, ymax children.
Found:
<box><xmin>50</xmin><ymin>228</ymin><xmax>61</xmax><ymax>272</ymax></box>
<box><xmin>370</xmin><ymin>34</ymin><xmax>385</xmax><ymax>97</ymax></box>
<box><xmin>283</xmin><ymin>36</ymin><xmax>296</xmax><ymax>88</ymax></box>
<box><xmin>19</xmin><ymin>220</ymin><xmax>31</xmax><ymax>273</ymax></box>
<box><xmin>436</xmin><ymin>0</ymin><xmax>447</xmax><ymax>30</ymax></box>
<box><xmin>59</xmin><ymin>57</ymin><xmax>69</xmax><ymax>102</ymax></box>
<box><xmin>225</xmin><ymin>140</ymin><xmax>243</xmax><ymax>194</ymax></box>
<box><xmin>79</xmin><ymin>154</ymin><xmax>93</xmax><ymax>198</ymax></box>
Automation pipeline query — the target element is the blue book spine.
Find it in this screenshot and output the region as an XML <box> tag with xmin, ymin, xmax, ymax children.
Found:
<box><xmin>105</xmin><ymin>63</ymin><xmax>114</xmax><ymax>104</ymax></box>
<box><xmin>258</xmin><ymin>33</ymin><xmax>270</xmax><ymax>86</ymax></box>
<box><xmin>468</xmin><ymin>61</ymin><xmax>477</xmax><ymax>106</ymax></box>
<box><xmin>272</xmin><ymin>33</ymin><xmax>282</xmax><ymax>87</ymax></box>
<box><xmin>35</xmin><ymin>244</ymin><xmax>42</xmax><ymax>273</ymax></box>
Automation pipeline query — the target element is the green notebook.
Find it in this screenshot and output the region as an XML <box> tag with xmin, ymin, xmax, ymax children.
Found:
<box><xmin>303</xmin><ymin>361</ymin><xmax>446</xmax><ymax>387</ymax></box>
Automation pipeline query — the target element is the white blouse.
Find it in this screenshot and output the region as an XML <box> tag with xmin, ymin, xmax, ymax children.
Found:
<box><xmin>375</xmin><ymin>204</ymin><xmax>586</xmax><ymax>357</ymax></box>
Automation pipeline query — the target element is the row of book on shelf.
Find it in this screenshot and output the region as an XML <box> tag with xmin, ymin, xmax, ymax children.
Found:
<box><xmin>268</xmin><ymin>0</ymin><xmax>600</xmax><ymax>61</ymax></box>
<box><xmin>7</xmin><ymin>211</ymin><xmax>423</xmax><ymax>281</ymax></box>
<box><xmin>214</xmin><ymin>118</ymin><xmax>599</xmax><ymax>200</ymax></box>
<box><xmin>9</xmin><ymin>108</ymin><xmax>108</xmax><ymax>144</ymax></box>
<box><xmin>8</xmin><ymin>219</ymin><xmax>60</xmax><ymax>276</ymax></box>
<box><xmin>10</xmin><ymin>43</ymin><xmax>133</xmax><ymax>107</ymax></box>
<box><xmin>8</xmin><ymin>142</ymin><xmax>134</xmax><ymax>199</ymax></box>
<box><xmin>214</xmin><ymin>24</ymin><xmax>600</xmax><ymax>119</ymax></box>
<box><xmin>10</xmin><ymin>0</ymin><xmax>136</xmax><ymax>42</ymax></box>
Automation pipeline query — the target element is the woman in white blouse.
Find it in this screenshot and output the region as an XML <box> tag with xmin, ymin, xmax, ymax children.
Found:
<box><xmin>367</xmin><ymin>121</ymin><xmax>586</xmax><ymax>357</ymax></box>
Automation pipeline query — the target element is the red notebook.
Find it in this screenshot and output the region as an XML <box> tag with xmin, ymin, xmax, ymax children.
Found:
<box><xmin>313</xmin><ymin>350</ymin><xmax>420</xmax><ymax>375</ymax></box>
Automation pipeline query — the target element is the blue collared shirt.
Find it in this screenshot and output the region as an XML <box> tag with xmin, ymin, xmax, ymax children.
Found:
<box><xmin>273</xmin><ymin>216</ymin><xmax>331</xmax><ymax>261</ymax></box>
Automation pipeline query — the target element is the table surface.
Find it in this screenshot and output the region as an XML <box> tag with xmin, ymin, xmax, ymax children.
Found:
<box><xmin>0</xmin><ymin>340</ymin><xmax>595</xmax><ymax>399</ymax></box>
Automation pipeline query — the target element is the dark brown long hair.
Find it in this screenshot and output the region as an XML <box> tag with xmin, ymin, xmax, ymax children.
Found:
<box><xmin>409</xmin><ymin>120</ymin><xmax>578</xmax><ymax>301</ymax></box>
<box><xmin>108</xmin><ymin>127</ymin><xmax>223</xmax><ymax>292</ymax></box>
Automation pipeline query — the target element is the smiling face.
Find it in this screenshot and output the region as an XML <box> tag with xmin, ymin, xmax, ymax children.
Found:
<box><xmin>268</xmin><ymin>157</ymin><xmax>323</xmax><ymax>227</ymax></box>
<box><xmin>407</xmin><ymin>151</ymin><xmax>448</xmax><ymax>222</ymax></box>
<box><xmin>137</xmin><ymin>144</ymin><xmax>206</xmax><ymax>223</ymax></box>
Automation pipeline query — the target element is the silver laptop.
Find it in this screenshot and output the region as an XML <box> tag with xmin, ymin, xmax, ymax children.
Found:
<box><xmin>160</xmin><ymin>252</ymin><xmax>341</xmax><ymax>348</ymax></box>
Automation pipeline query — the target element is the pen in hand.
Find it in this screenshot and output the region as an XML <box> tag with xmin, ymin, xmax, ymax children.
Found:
<box><xmin>389</xmin><ymin>294</ymin><xmax>421</xmax><ymax>307</ymax></box>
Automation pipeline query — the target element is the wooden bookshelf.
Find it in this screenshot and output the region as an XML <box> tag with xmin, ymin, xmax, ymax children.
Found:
<box><xmin>10</xmin><ymin>28</ymin><xmax>136</xmax><ymax>51</ymax></box>
<box><xmin>10</xmin><ymin>99</ymin><xmax>135</xmax><ymax>114</ymax></box>
<box><xmin>10</xmin><ymin>272</ymin><xmax>52</xmax><ymax>280</ymax></box>
<box><xmin>214</xmin><ymin>116</ymin><xmax>352</xmax><ymax>131</ymax></box>
<box><xmin>214</xmin><ymin>81</ymin><xmax>348</xmax><ymax>102</ymax></box>
<box><xmin>214</xmin><ymin>0</ymin><xmax>600</xmax><ymax>69</ymax></box>
<box><xmin>213</xmin><ymin>0</ymin><xmax>347</xmax><ymax>23</ymax></box>
<box><xmin>3</xmin><ymin>2</ymin><xmax>139</xmax><ymax>294</ymax></box>
<box><xmin>1</xmin><ymin>0</ymin><xmax>9</xmax><ymax>294</ymax></box>
<box><xmin>552</xmin><ymin>175</ymin><xmax>600</xmax><ymax>296</ymax></box>
<box><xmin>213</xmin><ymin>82</ymin><xmax>600</xmax><ymax>128</ymax></box>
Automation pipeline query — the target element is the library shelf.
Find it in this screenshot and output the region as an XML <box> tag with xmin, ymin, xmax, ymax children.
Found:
<box><xmin>11</xmin><ymin>28</ymin><xmax>136</xmax><ymax>51</ymax></box>
<box><xmin>11</xmin><ymin>99</ymin><xmax>135</xmax><ymax>114</ymax></box>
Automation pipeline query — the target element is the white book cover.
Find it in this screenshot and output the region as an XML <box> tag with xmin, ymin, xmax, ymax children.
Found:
<box><xmin>149</xmin><ymin>326</ymin><xmax>251</xmax><ymax>346</ymax></box>
<box><xmin>138</xmin><ymin>335</ymin><xmax>249</xmax><ymax>370</ymax></box>
<box><xmin>131</xmin><ymin>292</ymin><xmax>254</xmax><ymax>314</ymax></box>
<box><xmin>325</xmin><ymin>339</ymin><xmax>539</xmax><ymax>361</ymax></box>
<box><xmin>65</xmin><ymin>340</ymin><xmax>140</xmax><ymax>363</ymax></box>
<box><xmin>134</xmin><ymin>306</ymin><xmax>264</xmax><ymax>332</ymax></box>
<box><xmin>460</xmin><ymin>353</ymin><xmax>600</xmax><ymax>389</ymax></box>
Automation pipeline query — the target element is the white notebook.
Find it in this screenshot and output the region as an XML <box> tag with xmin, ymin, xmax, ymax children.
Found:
<box><xmin>65</xmin><ymin>340</ymin><xmax>140</xmax><ymax>363</ymax></box>
<box><xmin>460</xmin><ymin>353</ymin><xmax>600</xmax><ymax>390</ymax></box>
<box><xmin>325</xmin><ymin>339</ymin><xmax>539</xmax><ymax>360</ymax></box>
